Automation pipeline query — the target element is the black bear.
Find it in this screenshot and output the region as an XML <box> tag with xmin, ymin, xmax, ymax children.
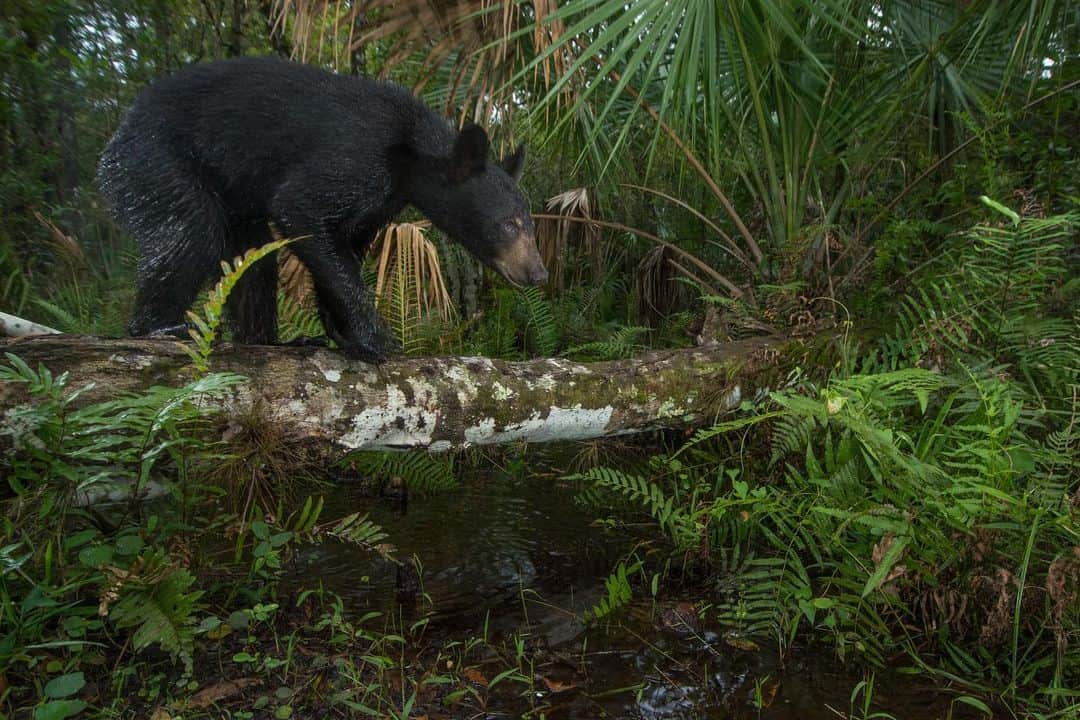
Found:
<box><xmin>97</xmin><ymin>56</ymin><xmax>546</xmax><ymax>361</ymax></box>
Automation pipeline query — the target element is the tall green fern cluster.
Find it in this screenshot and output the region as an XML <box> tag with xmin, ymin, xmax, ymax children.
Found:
<box><xmin>570</xmin><ymin>205</ymin><xmax>1079</xmax><ymax>712</ymax></box>
<box><xmin>647</xmin><ymin>362</ymin><xmax>1075</xmax><ymax>693</ymax></box>
<box><xmin>0</xmin><ymin>355</ymin><xmax>243</xmax><ymax>673</ymax></box>
<box><xmin>883</xmin><ymin>206</ymin><xmax>1077</xmax><ymax>400</ymax></box>
<box><xmin>0</xmin><ymin>354</ymin><xmax>243</xmax><ymax>516</ymax></box>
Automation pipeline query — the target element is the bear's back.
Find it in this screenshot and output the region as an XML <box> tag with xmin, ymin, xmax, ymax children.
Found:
<box><xmin>113</xmin><ymin>57</ymin><xmax>453</xmax><ymax>209</ymax></box>
<box><xmin>134</xmin><ymin>57</ymin><xmax>434</xmax><ymax>151</ymax></box>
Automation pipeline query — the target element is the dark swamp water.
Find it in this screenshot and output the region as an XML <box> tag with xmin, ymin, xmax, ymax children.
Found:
<box><xmin>283</xmin><ymin>457</ymin><xmax>974</xmax><ymax>720</ymax></box>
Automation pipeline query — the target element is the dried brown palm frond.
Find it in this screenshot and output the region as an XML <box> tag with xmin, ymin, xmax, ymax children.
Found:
<box><xmin>271</xmin><ymin>0</ymin><xmax>570</xmax><ymax>131</ymax></box>
<box><xmin>370</xmin><ymin>221</ymin><xmax>455</xmax><ymax>353</ymax></box>
<box><xmin>269</xmin><ymin>219</ymin><xmax>315</xmax><ymax>307</ymax></box>
<box><xmin>278</xmin><ymin>248</ymin><xmax>315</xmax><ymax>305</ymax></box>
<box><xmin>271</xmin><ymin>0</ymin><xmax>358</xmax><ymax>69</ymax></box>
<box><xmin>34</xmin><ymin>211</ymin><xmax>86</xmax><ymax>268</ymax></box>
<box><xmin>636</xmin><ymin>245</ymin><xmax>692</xmax><ymax>328</ymax></box>
<box><xmin>536</xmin><ymin>187</ymin><xmax>600</xmax><ymax>291</ymax></box>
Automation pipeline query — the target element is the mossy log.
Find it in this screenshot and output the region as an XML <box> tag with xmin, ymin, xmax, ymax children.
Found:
<box><xmin>0</xmin><ymin>335</ymin><xmax>797</xmax><ymax>452</ymax></box>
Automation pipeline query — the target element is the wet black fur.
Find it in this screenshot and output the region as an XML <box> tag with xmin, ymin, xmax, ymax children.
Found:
<box><xmin>97</xmin><ymin>56</ymin><xmax>531</xmax><ymax>361</ymax></box>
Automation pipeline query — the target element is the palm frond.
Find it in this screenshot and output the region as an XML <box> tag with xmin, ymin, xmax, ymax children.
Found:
<box><xmin>370</xmin><ymin>222</ymin><xmax>455</xmax><ymax>356</ymax></box>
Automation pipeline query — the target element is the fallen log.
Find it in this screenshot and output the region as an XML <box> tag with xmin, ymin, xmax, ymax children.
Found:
<box><xmin>0</xmin><ymin>335</ymin><xmax>795</xmax><ymax>452</ymax></box>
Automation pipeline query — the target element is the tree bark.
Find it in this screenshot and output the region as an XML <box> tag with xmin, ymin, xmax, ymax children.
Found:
<box><xmin>0</xmin><ymin>336</ymin><xmax>795</xmax><ymax>452</ymax></box>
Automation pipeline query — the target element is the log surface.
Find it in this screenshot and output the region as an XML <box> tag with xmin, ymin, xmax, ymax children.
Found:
<box><xmin>0</xmin><ymin>335</ymin><xmax>790</xmax><ymax>451</ymax></box>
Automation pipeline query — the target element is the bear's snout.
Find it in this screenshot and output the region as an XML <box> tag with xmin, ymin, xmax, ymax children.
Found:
<box><xmin>493</xmin><ymin>232</ymin><xmax>547</xmax><ymax>288</ymax></box>
<box><xmin>526</xmin><ymin>263</ymin><xmax>549</xmax><ymax>286</ymax></box>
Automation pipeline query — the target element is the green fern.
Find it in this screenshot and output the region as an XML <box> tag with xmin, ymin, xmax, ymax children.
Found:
<box><xmin>712</xmin><ymin>553</ymin><xmax>793</xmax><ymax>641</ymax></box>
<box><xmin>185</xmin><ymin>238</ymin><xmax>292</xmax><ymax>374</ymax></box>
<box><xmin>104</xmin><ymin>550</ymin><xmax>202</xmax><ymax>674</ymax></box>
<box><xmin>345</xmin><ymin>450</ymin><xmax>458</xmax><ymax>494</ymax></box>
<box><xmin>30</xmin><ymin>297</ymin><xmax>80</xmax><ymax>331</ymax></box>
<box><xmin>885</xmin><ymin>209</ymin><xmax>1076</xmax><ymax>399</ymax></box>
<box><xmin>588</xmin><ymin>561</ymin><xmax>638</xmax><ymax>621</ymax></box>
<box><xmin>564</xmin><ymin>325</ymin><xmax>648</xmax><ymax>360</ymax></box>
<box><xmin>0</xmin><ymin>352</ymin><xmax>243</xmax><ymax>511</ymax></box>
<box><xmin>30</xmin><ymin>267</ymin><xmax>134</xmax><ymax>336</ymax></box>
<box><xmin>322</xmin><ymin>512</ymin><xmax>394</xmax><ymax>562</ymax></box>
<box><xmin>568</xmin><ymin>467</ymin><xmax>696</xmax><ymax>548</ymax></box>
<box><xmin>517</xmin><ymin>286</ymin><xmax>558</xmax><ymax>356</ymax></box>
<box><xmin>678</xmin><ymin>410</ymin><xmax>789</xmax><ymax>455</ymax></box>
<box><xmin>475</xmin><ymin>289</ymin><xmax>522</xmax><ymax>358</ymax></box>
<box><xmin>276</xmin><ymin>292</ymin><xmax>324</xmax><ymax>343</ymax></box>
<box><xmin>0</xmin><ymin>240</ymin><xmax>29</xmax><ymax>312</ymax></box>
<box><xmin>384</xmin><ymin>236</ymin><xmax>421</xmax><ymax>355</ymax></box>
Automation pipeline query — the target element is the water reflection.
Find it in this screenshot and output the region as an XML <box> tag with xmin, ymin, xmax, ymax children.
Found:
<box><xmin>289</xmin><ymin>468</ymin><xmax>618</xmax><ymax>615</ymax></box>
<box><xmin>285</xmin><ymin>464</ymin><xmax>972</xmax><ymax>719</ymax></box>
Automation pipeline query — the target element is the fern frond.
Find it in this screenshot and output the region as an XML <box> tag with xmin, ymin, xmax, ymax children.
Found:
<box><xmin>564</xmin><ymin>325</ymin><xmax>648</xmax><ymax>360</ymax></box>
<box><xmin>322</xmin><ymin>512</ymin><xmax>394</xmax><ymax>562</ymax></box>
<box><xmin>103</xmin><ymin>550</ymin><xmax>202</xmax><ymax>673</ymax></box>
<box><xmin>569</xmin><ymin>467</ymin><xmax>696</xmax><ymax>548</ymax></box>
<box><xmin>185</xmin><ymin>238</ymin><xmax>293</xmax><ymax>374</ymax></box>
<box><xmin>518</xmin><ymin>286</ymin><xmax>559</xmax><ymax>356</ymax></box>
<box><xmin>371</xmin><ymin>223</ymin><xmax>455</xmax><ymax>356</ymax></box>
<box><xmin>713</xmin><ymin>554</ymin><xmax>792</xmax><ymax>640</ymax></box>
<box><xmin>277</xmin><ymin>292</ymin><xmax>324</xmax><ymax>343</ymax></box>
<box><xmin>769</xmin><ymin>414</ymin><xmax>817</xmax><ymax>466</ymax></box>
<box><xmin>883</xmin><ymin>211</ymin><xmax>1076</xmax><ymax>401</ymax></box>
<box><xmin>588</xmin><ymin>561</ymin><xmax>637</xmax><ymax>621</ymax></box>
<box><xmin>345</xmin><ymin>450</ymin><xmax>458</xmax><ymax>494</ymax></box>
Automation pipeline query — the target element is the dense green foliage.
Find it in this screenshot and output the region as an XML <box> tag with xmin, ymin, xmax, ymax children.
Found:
<box><xmin>576</xmin><ymin>208</ymin><xmax>1079</xmax><ymax>712</ymax></box>
<box><xmin>1</xmin><ymin>0</ymin><xmax>1078</xmax><ymax>717</ymax></box>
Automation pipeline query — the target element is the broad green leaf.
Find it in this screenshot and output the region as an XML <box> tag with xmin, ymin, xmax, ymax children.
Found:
<box><xmin>44</xmin><ymin>672</ymin><xmax>85</xmax><ymax>700</ymax></box>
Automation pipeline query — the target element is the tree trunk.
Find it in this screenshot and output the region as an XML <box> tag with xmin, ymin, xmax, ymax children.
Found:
<box><xmin>226</xmin><ymin>0</ymin><xmax>245</xmax><ymax>57</ymax></box>
<box><xmin>0</xmin><ymin>336</ymin><xmax>795</xmax><ymax>452</ymax></box>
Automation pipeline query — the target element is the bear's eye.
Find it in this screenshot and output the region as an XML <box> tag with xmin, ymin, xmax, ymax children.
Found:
<box><xmin>501</xmin><ymin>220</ymin><xmax>518</xmax><ymax>235</ymax></box>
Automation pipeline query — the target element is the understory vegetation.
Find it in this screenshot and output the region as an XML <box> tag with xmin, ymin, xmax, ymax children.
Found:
<box><xmin>2</xmin><ymin>1</ymin><xmax>1078</xmax><ymax>718</ymax></box>
<box><xmin>574</xmin><ymin>207</ymin><xmax>1079</xmax><ymax>715</ymax></box>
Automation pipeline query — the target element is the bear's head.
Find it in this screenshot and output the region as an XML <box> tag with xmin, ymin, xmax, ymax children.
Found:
<box><xmin>408</xmin><ymin>124</ymin><xmax>547</xmax><ymax>288</ymax></box>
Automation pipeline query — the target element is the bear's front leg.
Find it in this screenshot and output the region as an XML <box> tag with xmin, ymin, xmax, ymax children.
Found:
<box><xmin>290</xmin><ymin>235</ymin><xmax>400</xmax><ymax>362</ymax></box>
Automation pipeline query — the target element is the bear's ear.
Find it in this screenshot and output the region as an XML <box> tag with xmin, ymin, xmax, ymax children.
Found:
<box><xmin>449</xmin><ymin>124</ymin><xmax>489</xmax><ymax>182</ymax></box>
<box><xmin>500</xmin><ymin>143</ymin><xmax>526</xmax><ymax>182</ymax></box>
